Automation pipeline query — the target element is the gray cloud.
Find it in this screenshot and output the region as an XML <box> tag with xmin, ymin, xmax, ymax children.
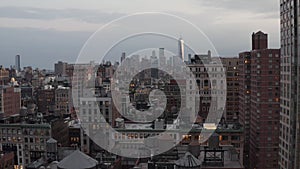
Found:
<box><xmin>199</xmin><ymin>0</ymin><xmax>279</xmax><ymax>14</ymax></box>
<box><xmin>0</xmin><ymin>6</ymin><xmax>124</xmax><ymax>24</ymax></box>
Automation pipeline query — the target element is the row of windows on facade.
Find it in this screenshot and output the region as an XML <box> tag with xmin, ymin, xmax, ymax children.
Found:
<box><xmin>56</xmin><ymin>93</ymin><xmax>68</xmax><ymax>97</ymax></box>
<box><xmin>193</xmin><ymin>74</ymin><xmax>225</xmax><ymax>78</ymax></box>
<box><xmin>281</xmin><ymin>74</ymin><xmax>291</xmax><ymax>81</ymax></box>
<box><xmin>112</xmin><ymin>133</ymin><xmax>241</xmax><ymax>142</ymax></box>
<box><xmin>81</xmin><ymin>101</ymin><xmax>110</xmax><ymax>106</ymax></box>
<box><xmin>281</xmin><ymin>99</ymin><xmax>290</xmax><ymax>107</ymax></box>
<box><xmin>17</xmin><ymin>152</ymin><xmax>45</xmax><ymax>164</ymax></box>
<box><xmin>0</xmin><ymin>129</ymin><xmax>22</xmax><ymax>135</ymax></box>
<box><xmin>80</xmin><ymin>117</ymin><xmax>110</xmax><ymax>123</ymax></box>
<box><xmin>81</xmin><ymin>109</ymin><xmax>110</xmax><ymax>115</ymax></box>
<box><xmin>280</xmin><ymin>0</ymin><xmax>294</xmax><ymax>9</ymax></box>
<box><xmin>280</xmin><ymin>107</ymin><xmax>290</xmax><ymax>116</ymax></box>
<box><xmin>24</xmin><ymin>137</ymin><xmax>46</xmax><ymax>144</ymax></box>
<box><xmin>0</xmin><ymin>136</ymin><xmax>22</xmax><ymax>142</ymax></box>
<box><xmin>190</xmin><ymin>67</ymin><xmax>226</xmax><ymax>72</ymax></box>
<box><xmin>114</xmin><ymin>133</ymin><xmax>177</xmax><ymax>140</ymax></box>
<box><xmin>281</xmin><ymin>56</ymin><xmax>291</xmax><ymax>64</ymax></box>
<box><xmin>254</xmin><ymin>65</ymin><xmax>280</xmax><ymax>69</ymax></box>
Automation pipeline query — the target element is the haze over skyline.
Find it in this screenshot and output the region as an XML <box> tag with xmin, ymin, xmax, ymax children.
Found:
<box><xmin>0</xmin><ymin>0</ymin><xmax>280</xmax><ymax>69</ymax></box>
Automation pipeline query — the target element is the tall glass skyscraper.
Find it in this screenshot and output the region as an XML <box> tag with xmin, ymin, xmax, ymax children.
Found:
<box><xmin>178</xmin><ymin>37</ymin><xmax>185</xmax><ymax>61</ymax></box>
<box><xmin>15</xmin><ymin>54</ymin><xmax>20</xmax><ymax>72</ymax></box>
<box><xmin>280</xmin><ymin>0</ymin><xmax>300</xmax><ymax>168</ymax></box>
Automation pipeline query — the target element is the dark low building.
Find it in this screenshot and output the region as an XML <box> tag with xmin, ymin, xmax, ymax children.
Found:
<box><xmin>0</xmin><ymin>152</ymin><xmax>14</xmax><ymax>169</ymax></box>
<box><xmin>51</xmin><ymin>119</ymin><xmax>69</xmax><ymax>147</ymax></box>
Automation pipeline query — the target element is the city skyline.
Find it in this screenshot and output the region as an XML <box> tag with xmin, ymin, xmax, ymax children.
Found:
<box><xmin>0</xmin><ymin>0</ymin><xmax>280</xmax><ymax>69</ymax></box>
<box><xmin>0</xmin><ymin>1</ymin><xmax>294</xmax><ymax>169</ymax></box>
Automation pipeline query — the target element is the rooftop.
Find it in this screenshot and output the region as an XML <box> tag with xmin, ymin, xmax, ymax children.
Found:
<box><xmin>0</xmin><ymin>123</ymin><xmax>51</xmax><ymax>129</ymax></box>
<box><xmin>57</xmin><ymin>150</ymin><xmax>98</xmax><ymax>169</ymax></box>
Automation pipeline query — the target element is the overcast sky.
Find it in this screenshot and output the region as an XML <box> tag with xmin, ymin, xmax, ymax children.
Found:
<box><xmin>0</xmin><ymin>0</ymin><xmax>280</xmax><ymax>69</ymax></box>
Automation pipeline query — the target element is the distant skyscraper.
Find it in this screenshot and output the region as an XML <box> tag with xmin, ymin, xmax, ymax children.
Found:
<box><xmin>151</xmin><ymin>50</ymin><xmax>158</xmax><ymax>79</ymax></box>
<box><xmin>121</xmin><ymin>52</ymin><xmax>126</xmax><ymax>63</ymax></box>
<box><xmin>54</xmin><ymin>61</ymin><xmax>67</xmax><ymax>76</ymax></box>
<box><xmin>159</xmin><ymin>48</ymin><xmax>166</xmax><ymax>67</ymax></box>
<box><xmin>279</xmin><ymin>0</ymin><xmax>300</xmax><ymax>169</ymax></box>
<box><xmin>188</xmin><ymin>54</ymin><xmax>192</xmax><ymax>64</ymax></box>
<box><xmin>159</xmin><ymin>48</ymin><xmax>164</xmax><ymax>57</ymax></box>
<box><xmin>15</xmin><ymin>55</ymin><xmax>21</xmax><ymax>72</ymax></box>
<box><xmin>178</xmin><ymin>37</ymin><xmax>185</xmax><ymax>61</ymax></box>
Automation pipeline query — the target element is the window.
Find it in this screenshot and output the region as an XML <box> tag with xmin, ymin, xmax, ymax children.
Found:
<box><xmin>222</xmin><ymin>136</ymin><xmax>228</xmax><ymax>140</ymax></box>
<box><xmin>231</xmin><ymin>136</ymin><xmax>240</xmax><ymax>140</ymax></box>
<box><xmin>232</xmin><ymin>143</ymin><xmax>240</xmax><ymax>148</ymax></box>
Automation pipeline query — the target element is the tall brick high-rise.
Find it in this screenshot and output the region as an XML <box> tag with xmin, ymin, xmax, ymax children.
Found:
<box><xmin>239</xmin><ymin>51</ymin><xmax>251</xmax><ymax>168</ymax></box>
<box><xmin>239</xmin><ymin>31</ymin><xmax>280</xmax><ymax>169</ymax></box>
<box><xmin>279</xmin><ymin>0</ymin><xmax>300</xmax><ymax>168</ymax></box>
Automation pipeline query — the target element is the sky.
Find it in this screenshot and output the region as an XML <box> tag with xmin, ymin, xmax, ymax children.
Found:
<box><xmin>0</xmin><ymin>0</ymin><xmax>280</xmax><ymax>69</ymax></box>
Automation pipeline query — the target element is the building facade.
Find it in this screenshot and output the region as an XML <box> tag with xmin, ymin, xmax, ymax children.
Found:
<box><xmin>55</xmin><ymin>86</ymin><xmax>71</xmax><ymax>115</ymax></box>
<box><xmin>187</xmin><ymin>52</ymin><xmax>213</xmax><ymax>123</ymax></box>
<box><xmin>187</xmin><ymin>53</ymin><xmax>232</xmax><ymax>124</ymax></box>
<box><xmin>54</xmin><ymin>61</ymin><xmax>68</xmax><ymax>76</ymax></box>
<box><xmin>279</xmin><ymin>0</ymin><xmax>300</xmax><ymax>168</ymax></box>
<box><xmin>36</xmin><ymin>86</ymin><xmax>55</xmax><ymax>114</ymax></box>
<box><xmin>0</xmin><ymin>152</ymin><xmax>14</xmax><ymax>169</ymax></box>
<box><xmin>0</xmin><ymin>124</ymin><xmax>51</xmax><ymax>169</ymax></box>
<box><xmin>221</xmin><ymin>58</ymin><xmax>239</xmax><ymax>123</ymax></box>
<box><xmin>0</xmin><ymin>67</ymin><xmax>9</xmax><ymax>85</ymax></box>
<box><xmin>239</xmin><ymin>31</ymin><xmax>280</xmax><ymax>169</ymax></box>
<box><xmin>0</xmin><ymin>86</ymin><xmax>21</xmax><ymax>118</ymax></box>
<box><xmin>238</xmin><ymin>51</ymin><xmax>251</xmax><ymax>168</ymax></box>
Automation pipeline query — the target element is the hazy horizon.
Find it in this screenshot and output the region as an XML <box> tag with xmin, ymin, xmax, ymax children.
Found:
<box><xmin>0</xmin><ymin>0</ymin><xmax>280</xmax><ymax>69</ymax></box>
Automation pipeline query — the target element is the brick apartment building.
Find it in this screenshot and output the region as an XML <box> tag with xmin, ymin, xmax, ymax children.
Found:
<box><xmin>0</xmin><ymin>67</ymin><xmax>9</xmax><ymax>86</ymax></box>
<box><xmin>36</xmin><ymin>86</ymin><xmax>55</xmax><ymax>114</ymax></box>
<box><xmin>239</xmin><ymin>31</ymin><xmax>280</xmax><ymax>169</ymax></box>
<box><xmin>0</xmin><ymin>85</ymin><xmax>21</xmax><ymax>118</ymax></box>
<box><xmin>221</xmin><ymin>58</ymin><xmax>239</xmax><ymax>123</ymax></box>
